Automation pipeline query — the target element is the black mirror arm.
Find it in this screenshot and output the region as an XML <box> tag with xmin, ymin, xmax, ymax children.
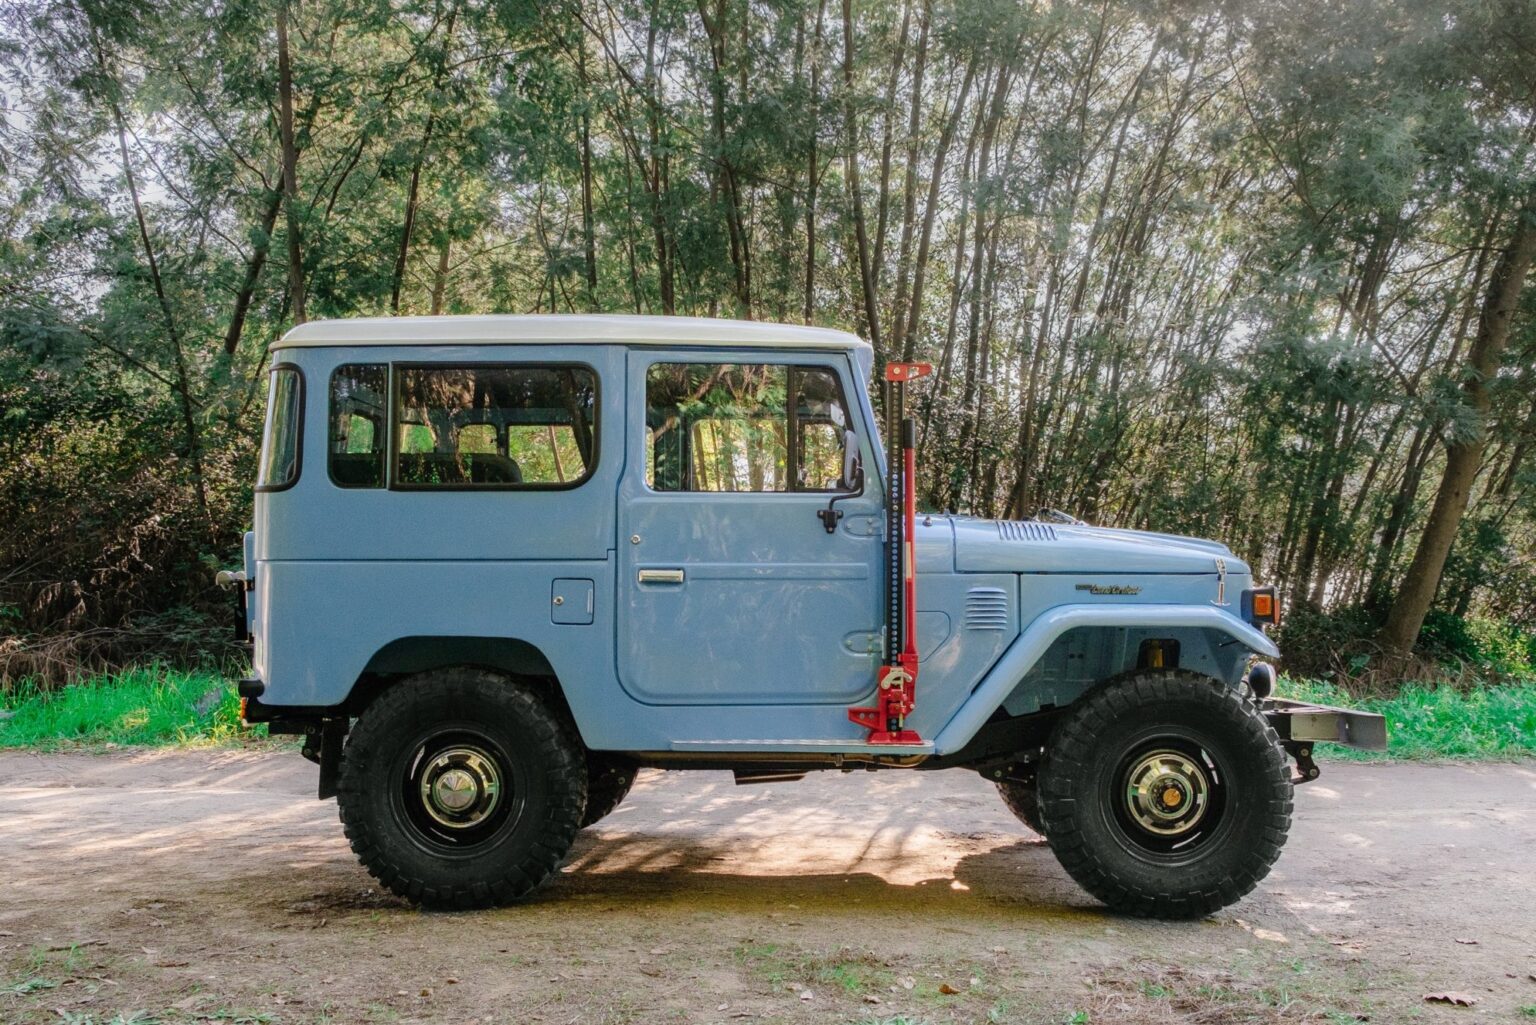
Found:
<box><xmin>817</xmin><ymin>465</ymin><xmax>864</xmax><ymax>534</ymax></box>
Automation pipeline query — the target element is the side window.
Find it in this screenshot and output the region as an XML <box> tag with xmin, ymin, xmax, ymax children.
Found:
<box><xmin>256</xmin><ymin>365</ymin><xmax>303</xmax><ymax>491</ymax></box>
<box><xmin>393</xmin><ymin>365</ymin><xmax>597</xmax><ymax>488</ymax></box>
<box><xmin>329</xmin><ymin>364</ymin><xmax>387</xmax><ymax>488</ymax></box>
<box><xmin>645</xmin><ymin>363</ymin><xmax>854</xmax><ymax>493</ymax></box>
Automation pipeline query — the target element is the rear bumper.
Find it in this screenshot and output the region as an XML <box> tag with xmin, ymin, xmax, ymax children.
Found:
<box><xmin>1263</xmin><ymin>697</ymin><xmax>1388</xmax><ymax>751</ymax></box>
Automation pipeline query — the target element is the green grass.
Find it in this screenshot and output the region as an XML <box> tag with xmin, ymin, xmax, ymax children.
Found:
<box><xmin>1278</xmin><ymin>677</ymin><xmax>1536</xmax><ymax>760</ymax></box>
<box><xmin>0</xmin><ymin>665</ymin><xmax>254</xmax><ymax>749</ymax></box>
<box><xmin>0</xmin><ymin>664</ymin><xmax>1532</xmax><ymax>759</ymax></box>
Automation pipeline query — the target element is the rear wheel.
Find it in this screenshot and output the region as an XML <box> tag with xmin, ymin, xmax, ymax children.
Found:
<box><xmin>1038</xmin><ymin>670</ymin><xmax>1292</xmax><ymax>919</ymax></box>
<box><xmin>336</xmin><ymin>668</ymin><xmax>586</xmax><ymax>909</ymax></box>
<box><xmin>995</xmin><ymin>777</ymin><xmax>1045</xmax><ymax>836</ymax></box>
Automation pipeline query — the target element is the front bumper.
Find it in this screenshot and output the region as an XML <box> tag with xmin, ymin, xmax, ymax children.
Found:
<box><xmin>1263</xmin><ymin>697</ymin><xmax>1388</xmax><ymax>751</ymax></box>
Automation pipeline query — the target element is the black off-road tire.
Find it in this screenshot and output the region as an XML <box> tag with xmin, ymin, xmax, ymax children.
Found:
<box><xmin>1038</xmin><ymin>670</ymin><xmax>1292</xmax><ymax>919</ymax></box>
<box><xmin>580</xmin><ymin>754</ymin><xmax>637</xmax><ymax>828</ymax></box>
<box><xmin>996</xmin><ymin>778</ymin><xmax>1045</xmax><ymax>836</ymax></box>
<box><xmin>336</xmin><ymin>667</ymin><xmax>586</xmax><ymax>909</ymax></box>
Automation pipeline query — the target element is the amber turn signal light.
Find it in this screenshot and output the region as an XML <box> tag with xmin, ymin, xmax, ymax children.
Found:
<box><xmin>1244</xmin><ymin>587</ymin><xmax>1279</xmax><ymax>627</ymax></box>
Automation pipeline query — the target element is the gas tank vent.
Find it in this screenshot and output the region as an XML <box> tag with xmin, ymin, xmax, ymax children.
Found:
<box><xmin>965</xmin><ymin>587</ymin><xmax>1010</xmax><ymax>631</ymax></box>
<box><xmin>997</xmin><ymin>521</ymin><xmax>1057</xmax><ymax>542</ymax></box>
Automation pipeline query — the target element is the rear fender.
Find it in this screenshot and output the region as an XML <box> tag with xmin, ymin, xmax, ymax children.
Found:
<box><xmin>931</xmin><ymin>604</ymin><xmax>1278</xmax><ymax>755</ymax></box>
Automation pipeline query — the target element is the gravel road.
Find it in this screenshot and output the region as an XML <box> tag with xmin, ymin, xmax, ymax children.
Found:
<box><xmin>1</xmin><ymin>750</ymin><xmax>1533</xmax><ymax>1024</ymax></box>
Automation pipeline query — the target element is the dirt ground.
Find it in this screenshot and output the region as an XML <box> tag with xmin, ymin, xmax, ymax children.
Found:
<box><xmin>1</xmin><ymin>752</ymin><xmax>1533</xmax><ymax>1025</ymax></box>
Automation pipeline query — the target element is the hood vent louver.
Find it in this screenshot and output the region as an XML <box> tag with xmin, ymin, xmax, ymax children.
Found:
<box><xmin>965</xmin><ymin>587</ymin><xmax>1009</xmax><ymax>631</ymax></box>
<box><xmin>997</xmin><ymin>521</ymin><xmax>1057</xmax><ymax>542</ymax></box>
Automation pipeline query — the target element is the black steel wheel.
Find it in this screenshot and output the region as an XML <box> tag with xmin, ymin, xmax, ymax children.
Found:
<box><xmin>1038</xmin><ymin>670</ymin><xmax>1292</xmax><ymax>919</ymax></box>
<box><xmin>336</xmin><ymin>667</ymin><xmax>586</xmax><ymax>909</ymax></box>
<box><xmin>995</xmin><ymin>777</ymin><xmax>1045</xmax><ymax>836</ymax></box>
<box><xmin>580</xmin><ymin>754</ymin><xmax>637</xmax><ymax>828</ymax></box>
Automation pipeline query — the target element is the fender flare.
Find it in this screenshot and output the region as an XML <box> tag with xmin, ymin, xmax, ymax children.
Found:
<box><xmin>931</xmin><ymin>604</ymin><xmax>1279</xmax><ymax>755</ymax></box>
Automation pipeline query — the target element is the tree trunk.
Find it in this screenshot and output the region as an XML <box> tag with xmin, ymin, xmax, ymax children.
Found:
<box><xmin>1379</xmin><ymin>192</ymin><xmax>1536</xmax><ymax>653</ymax></box>
<box><xmin>887</xmin><ymin>0</ymin><xmax>930</xmax><ymax>356</ymax></box>
<box><xmin>803</xmin><ymin>0</ymin><xmax>828</xmax><ymax>323</ymax></box>
<box><xmin>223</xmin><ymin>182</ymin><xmax>283</xmax><ymax>355</ymax></box>
<box><xmin>579</xmin><ymin>39</ymin><xmax>599</xmax><ymax>308</ymax></box>
<box><xmin>277</xmin><ymin>2</ymin><xmax>306</xmax><ymax>323</ymax></box>
<box><xmin>903</xmin><ymin>56</ymin><xmax>977</xmax><ymax>352</ymax></box>
<box><xmin>430</xmin><ymin>237</ymin><xmax>452</xmax><ymax>315</ymax></box>
<box><xmin>842</xmin><ymin>0</ymin><xmax>881</xmax><ymax>357</ymax></box>
<box><xmin>97</xmin><ymin>32</ymin><xmax>209</xmax><ymax>521</ymax></box>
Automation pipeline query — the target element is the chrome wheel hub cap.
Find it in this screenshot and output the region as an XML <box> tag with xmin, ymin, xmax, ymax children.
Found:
<box><xmin>419</xmin><ymin>746</ymin><xmax>502</xmax><ymax>829</ymax></box>
<box><xmin>1124</xmin><ymin>750</ymin><xmax>1211</xmax><ymax>837</ymax></box>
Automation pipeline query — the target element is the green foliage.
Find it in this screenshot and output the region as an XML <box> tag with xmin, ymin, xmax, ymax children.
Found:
<box><xmin>1277</xmin><ymin>677</ymin><xmax>1536</xmax><ymax>760</ymax></box>
<box><xmin>1</xmin><ymin>0</ymin><xmax>1534</xmax><ymax>686</ymax></box>
<box><xmin>1418</xmin><ymin>612</ymin><xmax>1536</xmax><ymax>680</ymax></box>
<box><xmin>1278</xmin><ymin>605</ymin><xmax>1536</xmax><ymax>683</ymax></box>
<box><xmin>0</xmin><ymin>665</ymin><xmax>255</xmax><ymax>749</ymax></box>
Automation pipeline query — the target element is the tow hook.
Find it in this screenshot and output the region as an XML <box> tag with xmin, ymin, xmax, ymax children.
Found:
<box><xmin>1285</xmin><ymin>741</ymin><xmax>1320</xmax><ymax>785</ymax></box>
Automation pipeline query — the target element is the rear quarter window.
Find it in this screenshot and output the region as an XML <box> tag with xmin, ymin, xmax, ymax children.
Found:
<box><xmin>257</xmin><ymin>366</ymin><xmax>303</xmax><ymax>491</ymax></box>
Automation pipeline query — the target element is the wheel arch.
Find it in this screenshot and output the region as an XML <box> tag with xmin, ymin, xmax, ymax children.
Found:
<box><xmin>346</xmin><ymin>636</ymin><xmax>576</xmax><ymax>726</ymax></box>
<box><xmin>931</xmin><ymin>604</ymin><xmax>1278</xmax><ymax>756</ymax></box>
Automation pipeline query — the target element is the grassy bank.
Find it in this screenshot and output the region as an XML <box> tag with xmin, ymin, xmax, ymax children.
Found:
<box><xmin>0</xmin><ymin>666</ymin><xmax>254</xmax><ymax>749</ymax></box>
<box><xmin>1</xmin><ymin>667</ymin><xmax>1533</xmax><ymax>759</ymax></box>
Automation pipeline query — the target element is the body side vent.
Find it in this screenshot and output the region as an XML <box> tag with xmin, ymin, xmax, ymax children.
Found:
<box><xmin>997</xmin><ymin>521</ymin><xmax>1056</xmax><ymax>542</ymax></box>
<box><xmin>965</xmin><ymin>587</ymin><xmax>1009</xmax><ymax>631</ymax></box>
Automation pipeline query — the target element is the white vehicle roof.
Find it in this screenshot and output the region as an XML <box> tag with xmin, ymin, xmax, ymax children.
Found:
<box><xmin>273</xmin><ymin>314</ymin><xmax>870</xmax><ymax>352</ymax></box>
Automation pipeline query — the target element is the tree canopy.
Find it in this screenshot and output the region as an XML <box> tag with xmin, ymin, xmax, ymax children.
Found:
<box><xmin>2</xmin><ymin>0</ymin><xmax>1534</xmax><ymax>681</ymax></box>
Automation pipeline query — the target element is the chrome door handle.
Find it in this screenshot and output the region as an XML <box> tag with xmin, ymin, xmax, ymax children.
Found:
<box><xmin>637</xmin><ymin>568</ymin><xmax>685</xmax><ymax>584</ymax></box>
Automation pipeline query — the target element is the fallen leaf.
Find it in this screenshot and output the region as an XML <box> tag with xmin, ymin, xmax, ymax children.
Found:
<box><xmin>419</xmin><ymin>987</ymin><xmax>433</xmax><ymax>997</ymax></box>
<box><xmin>939</xmin><ymin>983</ymin><xmax>961</xmax><ymax>995</ymax></box>
<box><xmin>1454</xmin><ymin>938</ymin><xmax>1477</xmax><ymax>945</ymax></box>
<box><xmin>716</xmin><ymin>1002</ymin><xmax>729</xmax><ymax>1011</ymax></box>
<box><xmin>446</xmin><ymin>977</ymin><xmax>460</xmax><ymax>984</ymax></box>
<box><xmin>1423</xmin><ymin>992</ymin><xmax>1478</xmax><ymax>1006</ymax></box>
<box><xmin>862</xmin><ymin>994</ymin><xmax>882</xmax><ymax>1005</ymax></box>
<box><xmin>798</xmin><ymin>989</ymin><xmax>813</xmax><ymax>1001</ymax></box>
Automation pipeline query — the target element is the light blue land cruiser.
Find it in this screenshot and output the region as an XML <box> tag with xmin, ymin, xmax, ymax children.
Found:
<box><xmin>227</xmin><ymin>314</ymin><xmax>1384</xmax><ymax>918</ymax></box>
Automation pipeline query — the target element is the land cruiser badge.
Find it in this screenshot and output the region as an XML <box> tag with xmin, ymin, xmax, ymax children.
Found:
<box><xmin>1075</xmin><ymin>583</ymin><xmax>1142</xmax><ymax>595</ymax></box>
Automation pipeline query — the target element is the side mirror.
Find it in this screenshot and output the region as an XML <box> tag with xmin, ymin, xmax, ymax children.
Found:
<box><xmin>819</xmin><ymin>441</ymin><xmax>865</xmax><ymax>534</ymax></box>
<box><xmin>842</xmin><ymin>431</ymin><xmax>863</xmax><ymax>493</ymax></box>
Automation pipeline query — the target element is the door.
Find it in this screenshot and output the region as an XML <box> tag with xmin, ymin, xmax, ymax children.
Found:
<box><xmin>616</xmin><ymin>351</ymin><xmax>885</xmax><ymax>705</ymax></box>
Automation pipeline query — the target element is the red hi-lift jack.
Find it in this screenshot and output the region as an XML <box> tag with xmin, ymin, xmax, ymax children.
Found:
<box><xmin>848</xmin><ymin>362</ymin><xmax>932</xmax><ymax>745</ymax></box>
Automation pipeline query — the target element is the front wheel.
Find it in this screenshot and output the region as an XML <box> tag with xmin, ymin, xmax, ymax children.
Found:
<box><xmin>336</xmin><ymin>668</ymin><xmax>587</xmax><ymax>909</ymax></box>
<box><xmin>580</xmin><ymin>754</ymin><xmax>637</xmax><ymax>828</ymax></box>
<box><xmin>1038</xmin><ymin>670</ymin><xmax>1292</xmax><ymax>919</ymax></box>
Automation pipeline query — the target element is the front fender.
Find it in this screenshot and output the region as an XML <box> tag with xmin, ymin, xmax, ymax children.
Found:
<box><xmin>931</xmin><ymin>603</ymin><xmax>1278</xmax><ymax>755</ymax></box>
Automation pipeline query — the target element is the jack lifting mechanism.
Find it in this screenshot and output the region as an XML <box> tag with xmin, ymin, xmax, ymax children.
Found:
<box><xmin>847</xmin><ymin>362</ymin><xmax>932</xmax><ymax>745</ymax></box>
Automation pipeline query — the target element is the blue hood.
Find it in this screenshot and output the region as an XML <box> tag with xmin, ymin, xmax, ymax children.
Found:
<box><xmin>947</xmin><ymin>517</ymin><xmax>1248</xmax><ymax>576</ymax></box>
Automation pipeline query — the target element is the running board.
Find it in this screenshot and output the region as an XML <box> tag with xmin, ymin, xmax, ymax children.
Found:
<box><xmin>670</xmin><ymin>738</ymin><xmax>936</xmax><ymax>755</ymax></box>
